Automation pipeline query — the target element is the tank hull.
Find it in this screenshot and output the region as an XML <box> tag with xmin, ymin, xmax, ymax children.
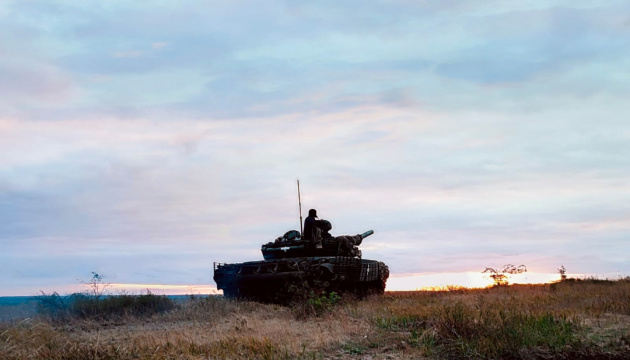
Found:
<box><xmin>214</xmin><ymin>256</ymin><xmax>389</xmax><ymax>301</ymax></box>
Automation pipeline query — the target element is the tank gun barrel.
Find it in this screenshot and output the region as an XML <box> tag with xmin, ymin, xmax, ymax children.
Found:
<box><xmin>360</xmin><ymin>230</ymin><xmax>374</xmax><ymax>239</ymax></box>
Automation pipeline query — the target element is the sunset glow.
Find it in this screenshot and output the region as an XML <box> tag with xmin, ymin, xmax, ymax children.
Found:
<box><xmin>8</xmin><ymin>272</ymin><xmax>603</xmax><ymax>297</ymax></box>
<box><xmin>108</xmin><ymin>284</ymin><xmax>221</xmax><ymax>296</ymax></box>
<box><xmin>386</xmin><ymin>272</ymin><xmax>565</xmax><ymax>291</ymax></box>
<box><xmin>103</xmin><ymin>272</ymin><xmax>567</xmax><ymax>295</ymax></box>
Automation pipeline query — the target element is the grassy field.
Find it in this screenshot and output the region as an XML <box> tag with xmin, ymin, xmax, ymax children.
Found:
<box><xmin>1</xmin><ymin>279</ymin><xmax>628</xmax><ymax>359</ymax></box>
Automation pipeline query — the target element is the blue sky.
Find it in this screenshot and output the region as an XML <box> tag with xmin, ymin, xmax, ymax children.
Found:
<box><xmin>1</xmin><ymin>0</ymin><xmax>629</xmax><ymax>295</ymax></box>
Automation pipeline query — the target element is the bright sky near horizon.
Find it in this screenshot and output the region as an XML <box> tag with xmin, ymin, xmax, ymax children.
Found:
<box><xmin>1</xmin><ymin>0</ymin><xmax>629</xmax><ymax>296</ymax></box>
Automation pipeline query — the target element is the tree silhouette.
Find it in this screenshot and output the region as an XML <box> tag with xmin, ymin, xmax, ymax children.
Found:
<box><xmin>483</xmin><ymin>264</ymin><xmax>527</xmax><ymax>286</ymax></box>
<box><xmin>558</xmin><ymin>265</ymin><xmax>567</xmax><ymax>281</ymax></box>
<box><xmin>81</xmin><ymin>272</ymin><xmax>110</xmax><ymax>298</ymax></box>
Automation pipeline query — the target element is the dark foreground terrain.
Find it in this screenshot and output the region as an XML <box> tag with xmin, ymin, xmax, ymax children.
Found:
<box><xmin>1</xmin><ymin>279</ymin><xmax>628</xmax><ymax>359</ymax></box>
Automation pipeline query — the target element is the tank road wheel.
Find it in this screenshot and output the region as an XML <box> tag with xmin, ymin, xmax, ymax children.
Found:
<box><xmin>315</xmin><ymin>264</ymin><xmax>334</xmax><ymax>282</ymax></box>
<box><xmin>307</xmin><ymin>264</ymin><xmax>324</xmax><ymax>280</ymax></box>
<box><xmin>269</xmin><ymin>262</ymin><xmax>279</xmax><ymax>273</ymax></box>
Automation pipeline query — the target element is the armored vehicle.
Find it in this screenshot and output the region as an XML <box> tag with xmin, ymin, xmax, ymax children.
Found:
<box><xmin>213</xmin><ymin>225</ymin><xmax>389</xmax><ymax>302</ymax></box>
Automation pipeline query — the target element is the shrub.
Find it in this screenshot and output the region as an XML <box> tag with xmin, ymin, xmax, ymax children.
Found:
<box><xmin>35</xmin><ymin>291</ymin><xmax>71</xmax><ymax>318</ymax></box>
<box><xmin>306</xmin><ymin>291</ymin><xmax>341</xmax><ymax>316</ymax></box>
<box><xmin>37</xmin><ymin>291</ymin><xmax>175</xmax><ymax>321</ymax></box>
<box><xmin>285</xmin><ymin>280</ymin><xmax>343</xmax><ymax>318</ymax></box>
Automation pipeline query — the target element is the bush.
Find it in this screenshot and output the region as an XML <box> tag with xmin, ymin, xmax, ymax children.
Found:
<box><xmin>36</xmin><ymin>272</ymin><xmax>175</xmax><ymax>321</ymax></box>
<box><xmin>37</xmin><ymin>291</ymin><xmax>175</xmax><ymax>321</ymax></box>
<box><xmin>36</xmin><ymin>291</ymin><xmax>71</xmax><ymax>319</ymax></box>
<box><xmin>306</xmin><ymin>291</ymin><xmax>341</xmax><ymax>316</ymax></box>
<box><xmin>284</xmin><ymin>280</ymin><xmax>344</xmax><ymax>319</ymax></box>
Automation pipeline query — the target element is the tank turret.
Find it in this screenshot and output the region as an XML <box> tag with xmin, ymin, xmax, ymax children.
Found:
<box><xmin>261</xmin><ymin>228</ymin><xmax>373</xmax><ymax>260</ymax></box>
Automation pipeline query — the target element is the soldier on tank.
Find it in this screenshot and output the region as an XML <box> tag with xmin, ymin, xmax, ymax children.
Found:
<box><xmin>303</xmin><ymin>209</ymin><xmax>324</xmax><ymax>249</ymax></box>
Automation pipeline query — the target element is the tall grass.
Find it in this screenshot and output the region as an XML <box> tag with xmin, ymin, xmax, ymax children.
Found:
<box><xmin>426</xmin><ymin>301</ymin><xmax>577</xmax><ymax>358</ymax></box>
<box><xmin>1</xmin><ymin>279</ymin><xmax>629</xmax><ymax>359</ymax></box>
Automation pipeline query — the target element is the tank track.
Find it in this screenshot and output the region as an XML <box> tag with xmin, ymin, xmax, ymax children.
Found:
<box><xmin>214</xmin><ymin>256</ymin><xmax>389</xmax><ymax>302</ymax></box>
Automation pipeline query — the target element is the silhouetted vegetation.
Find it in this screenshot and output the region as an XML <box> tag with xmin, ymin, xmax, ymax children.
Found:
<box><xmin>483</xmin><ymin>264</ymin><xmax>527</xmax><ymax>286</ymax></box>
<box><xmin>37</xmin><ymin>291</ymin><xmax>175</xmax><ymax>321</ymax></box>
<box><xmin>558</xmin><ymin>265</ymin><xmax>567</xmax><ymax>281</ymax></box>
<box><xmin>36</xmin><ymin>273</ymin><xmax>174</xmax><ymax>321</ymax></box>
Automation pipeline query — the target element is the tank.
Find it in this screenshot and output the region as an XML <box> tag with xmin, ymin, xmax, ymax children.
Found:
<box><xmin>213</xmin><ymin>226</ymin><xmax>389</xmax><ymax>302</ymax></box>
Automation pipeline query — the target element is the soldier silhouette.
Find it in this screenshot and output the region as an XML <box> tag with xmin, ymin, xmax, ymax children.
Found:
<box><xmin>303</xmin><ymin>209</ymin><xmax>323</xmax><ymax>248</ymax></box>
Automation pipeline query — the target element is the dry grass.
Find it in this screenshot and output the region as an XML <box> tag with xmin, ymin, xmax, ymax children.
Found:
<box><xmin>1</xmin><ymin>279</ymin><xmax>629</xmax><ymax>359</ymax></box>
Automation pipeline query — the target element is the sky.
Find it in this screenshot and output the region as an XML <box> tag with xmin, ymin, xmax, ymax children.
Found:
<box><xmin>1</xmin><ymin>0</ymin><xmax>629</xmax><ymax>296</ymax></box>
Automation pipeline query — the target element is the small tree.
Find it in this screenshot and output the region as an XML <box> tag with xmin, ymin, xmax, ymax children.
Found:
<box><xmin>558</xmin><ymin>265</ymin><xmax>567</xmax><ymax>281</ymax></box>
<box><xmin>82</xmin><ymin>272</ymin><xmax>110</xmax><ymax>298</ymax></box>
<box><xmin>483</xmin><ymin>264</ymin><xmax>527</xmax><ymax>286</ymax></box>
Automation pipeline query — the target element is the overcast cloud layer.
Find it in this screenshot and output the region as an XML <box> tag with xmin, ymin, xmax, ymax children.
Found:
<box><xmin>1</xmin><ymin>0</ymin><xmax>629</xmax><ymax>295</ymax></box>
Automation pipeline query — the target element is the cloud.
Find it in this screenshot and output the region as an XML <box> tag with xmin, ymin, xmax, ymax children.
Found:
<box><xmin>0</xmin><ymin>18</ymin><xmax>76</xmax><ymax>114</ymax></box>
<box><xmin>2</xmin><ymin>97</ymin><xmax>628</xmax><ymax>281</ymax></box>
<box><xmin>1</xmin><ymin>0</ymin><xmax>629</xmax><ymax>294</ymax></box>
<box><xmin>3</xmin><ymin>0</ymin><xmax>626</xmax><ymax>120</ymax></box>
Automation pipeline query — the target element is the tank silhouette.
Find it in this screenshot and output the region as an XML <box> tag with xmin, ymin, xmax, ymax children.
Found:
<box><xmin>213</xmin><ymin>224</ymin><xmax>389</xmax><ymax>302</ymax></box>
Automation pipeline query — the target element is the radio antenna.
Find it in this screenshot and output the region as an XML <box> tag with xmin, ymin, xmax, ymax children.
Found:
<box><xmin>297</xmin><ymin>180</ymin><xmax>303</xmax><ymax>236</ymax></box>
